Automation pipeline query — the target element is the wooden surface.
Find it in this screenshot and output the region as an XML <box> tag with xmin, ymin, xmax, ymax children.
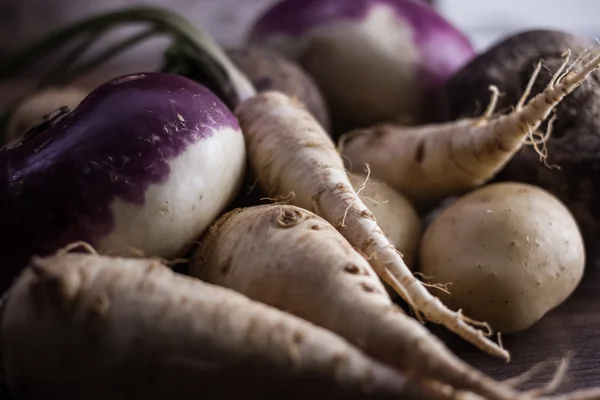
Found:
<box><xmin>441</xmin><ymin>256</ymin><xmax>600</xmax><ymax>394</ymax></box>
<box><xmin>1</xmin><ymin>76</ymin><xmax>600</xmax><ymax>397</ymax></box>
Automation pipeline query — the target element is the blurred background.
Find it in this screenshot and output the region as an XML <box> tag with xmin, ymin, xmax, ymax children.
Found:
<box><xmin>1</xmin><ymin>0</ymin><xmax>599</xmax><ymax>104</ymax></box>
<box><xmin>1</xmin><ymin>0</ymin><xmax>599</xmax><ymax>56</ymax></box>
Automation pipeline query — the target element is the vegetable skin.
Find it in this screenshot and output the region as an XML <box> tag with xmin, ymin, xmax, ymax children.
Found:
<box><xmin>191</xmin><ymin>204</ymin><xmax>523</xmax><ymax>400</ymax></box>
<box><xmin>1</xmin><ymin>249</ymin><xmax>433</xmax><ymax>400</ymax></box>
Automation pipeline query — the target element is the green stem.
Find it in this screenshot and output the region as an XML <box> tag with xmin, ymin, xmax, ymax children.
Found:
<box><xmin>53</xmin><ymin>27</ymin><xmax>161</xmax><ymax>87</ymax></box>
<box><xmin>37</xmin><ymin>27</ymin><xmax>108</xmax><ymax>88</ymax></box>
<box><xmin>0</xmin><ymin>6</ymin><xmax>256</xmax><ymax>107</ymax></box>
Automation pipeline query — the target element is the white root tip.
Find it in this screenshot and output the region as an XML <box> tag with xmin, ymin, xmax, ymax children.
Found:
<box><xmin>55</xmin><ymin>241</ymin><xmax>98</xmax><ymax>257</ymax></box>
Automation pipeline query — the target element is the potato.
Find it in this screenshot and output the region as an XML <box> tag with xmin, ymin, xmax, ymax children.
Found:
<box><xmin>419</xmin><ymin>182</ymin><xmax>585</xmax><ymax>334</ymax></box>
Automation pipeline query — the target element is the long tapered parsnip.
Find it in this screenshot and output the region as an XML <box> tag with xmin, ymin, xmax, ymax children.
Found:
<box><xmin>1</xmin><ymin>249</ymin><xmax>435</xmax><ymax>400</ymax></box>
<box><xmin>191</xmin><ymin>204</ymin><xmax>525</xmax><ymax>400</ymax></box>
<box><xmin>235</xmin><ymin>91</ymin><xmax>508</xmax><ymax>359</ymax></box>
<box><xmin>340</xmin><ymin>52</ymin><xmax>600</xmax><ymax>209</ymax></box>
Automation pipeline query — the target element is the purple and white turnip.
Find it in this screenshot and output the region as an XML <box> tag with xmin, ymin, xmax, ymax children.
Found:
<box><xmin>0</xmin><ymin>72</ymin><xmax>245</xmax><ymax>293</ymax></box>
<box><xmin>248</xmin><ymin>0</ymin><xmax>475</xmax><ymax>134</ymax></box>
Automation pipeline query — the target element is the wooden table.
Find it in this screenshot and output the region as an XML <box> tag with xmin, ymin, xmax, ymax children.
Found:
<box><xmin>439</xmin><ymin>256</ymin><xmax>600</xmax><ymax>395</ymax></box>
<box><xmin>1</xmin><ymin>76</ymin><xmax>599</xmax><ymax>398</ymax></box>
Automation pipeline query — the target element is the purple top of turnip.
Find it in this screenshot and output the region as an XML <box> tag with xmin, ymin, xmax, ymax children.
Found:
<box><xmin>250</xmin><ymin>0</ymin><xmax>473</xmax><ymax>87</ymax></box>
<box><xmin>0</xmin><ymin>72</ymin><xmax>240</xmax><ymax>292</ymax></box>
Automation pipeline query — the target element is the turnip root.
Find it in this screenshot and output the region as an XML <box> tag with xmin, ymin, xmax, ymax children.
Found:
<box><xmin>348</xmin><ymin>172</ymin><xmax>421</xmax><ymax>269</ymax></box>
<box><xmin>248</xmin><ymin>0</ymin><xmax>474</xmax><ymax>134</ymax></box>
<box><xmin>419</xmin><ymin>182</ymin><xmax>585</xmax><ymax>334</ymax></box>
<box><xmin>440</xmin><ymin>30</ymin><xmax>600</xmax><ymax>254</ymax></box>
<box><xmin>340</xmin><ymin>50</ymin><xmax>600</xmax><ymax>210</ymax></box>
<box><xmin>191</xmin><ymin>204</ymin><xmax>525</xmax><ymax>400</ymax></box>
<box><xmin>0</xmin><ymin>72</ymin><xmax>245</xmax><ymax>293</ymax></box>
<box><xmin>1</xmin><ymin>248</ymin><xmax>435</xmax><ymax>400</ymax></box>
<box><xmin>3</xmin><ymin>85</ymin><xmax>88</xmax><ymax>145</ymax></box>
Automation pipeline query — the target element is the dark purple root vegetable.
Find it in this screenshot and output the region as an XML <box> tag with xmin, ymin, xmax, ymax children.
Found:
<box><xmin>0</xmin><ymin>72</ymin><xmax>246</xmax><ymax>293</ymax></box>
<box><xmin>438</xmin><ymin>30</ymin><xmax>600</xmax><ymax>253</ymax></box>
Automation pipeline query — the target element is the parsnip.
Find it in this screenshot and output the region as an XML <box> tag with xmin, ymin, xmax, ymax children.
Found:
<box><xmin>191</xmin><ymin>204</ymin><xmax>523</xmax><ymax>400</ymax></box>
<box><xmin>340</xmin><ymin>54</ymin><xmax>600</xmax><ymax>209</ymax></box>
<box><xmin>1</xmin><ymin>249</ymin><xmax>433</xmax><ymax>400</ymax></box>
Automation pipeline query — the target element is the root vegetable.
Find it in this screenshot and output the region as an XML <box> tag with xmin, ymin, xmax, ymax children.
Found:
<box><xmin>439</xmin><ymin>30</ymin><xmax>600</xmax><ymax>253</ymax></box>
<box><xmin>340</xmin><ymin>50</ymin><xmax>600</xmax><ymax>210</ymax></box>
<box><xmin>3</xmin><ymin>85</ymin><xmax>88</xmax><ymax>145</ymax></box>
<box><xmin>235</xmin><ymin>91</ymin><xmax>509</xmax><ymax>358</ymax></box>
<box><xmin>1</xmin><ymin>248</ymin><xmax>435</xmax><ymax>400</ymax></box>
<box><xmin>247</xmin><ymin>0</ymin><xmax>474</xmax><ymax>134</ymax></box>
<box><xmin>0</xmin><ymin>5</ymin><xmax>506</xmax><ymax>360</ymax></box>
<box><xmin>0</xmin><ymin>72</ymin><xmax>245</xmax><ymax>293</ymax></box>
<box><xmin>419</xmin><ymin>182</ymin><xmax>585</xmax><ymax>334</ymax></box>
<box><xmin>348</xmin><ymin>172</ymin><xmax>421</xmax><ymax>269</ymax></box>
<box><xmin>191</xmin><ymin>204</ymin><xmax>524</xmax><ymax>400</ymax></box>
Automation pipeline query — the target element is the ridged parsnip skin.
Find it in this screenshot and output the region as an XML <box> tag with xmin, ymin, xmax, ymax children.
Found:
<box><xmin>348</xmin><ymin>172</ymin><xmax>421</xmax><ymax>269</ymax></box>
<box><xmin>235</xmin><ymin>91</ymin><xmax>508</xmax><ymax>360</ymax></box>
<box><xmin>1</xmin><ymin>252</ymin><xmax>430</xmax><ymax>400</ymax></box>
<box><xmin>191</xmin><ymin>205</ymin><xmax>522</xmax><ymax>400</ymax></box>
<box><xmin>341</xmin><ymin>51</ymin><xmax>600</xmax><ymax>210</ymax></box>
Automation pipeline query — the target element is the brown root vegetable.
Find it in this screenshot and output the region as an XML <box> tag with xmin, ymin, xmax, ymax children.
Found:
<box><xmin>226</xmin><ymin>46</ymin><xmax>331</xmax><ymax>132</ymax></box>
<box><xmin>439</xmin><ymin>30</ymin><xmax>600</xmax><ymax>252</ymax></box>
<box><xmin>4</xmin><ymin>86</ymin><xmax>88</xmax><ymax>144</ymax></box>
<box><xmin>419</xmin><ymin>182</ymin><xmax>585</xmax><ymax>334</ymax></box>
<box><xmin>1</xmin><ymin>248</ymin><xmax>434</xmax><ymax>400</ymax></box>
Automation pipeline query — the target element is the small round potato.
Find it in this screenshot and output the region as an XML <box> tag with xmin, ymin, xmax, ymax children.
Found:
<box><xmin>348</xmin><ymin>173</ymin><xmax>421</xmax><ymax>270</ymax></box>
<box><xmin>419</xmin><ymin>182</ymin><xmax>585</xmax><ymax>334</ymax></box>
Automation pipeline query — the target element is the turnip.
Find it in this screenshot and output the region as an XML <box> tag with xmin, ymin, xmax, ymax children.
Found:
<box><xmin>0</xmin><ymin>5</ymin><xmax>507</xmax><ymax>358</ymax></box>
<box><xmin>247</xmin><ymin>0</ymin><xmax>475</xmax><ymax>134</ymax></box>
<box><xmin>419</xmin><ymin>182</ymin><xmax>585</xmax><ymax>334</ymax></box>
<box><xmin>190</xmin><ymin>204</ymin><xmax>527</xmax><ymax>400</ymax></box>
<box><xmin>0</xmin><ymin>72</ymin><xmax>245</xmax><ymax>293</ymax></box>
<box><xmin>439</xmin><ymin>30</ymin><xmax>600</xmax><ymax>254</ymax></box>
<box><xmin>1</xmin><ymin>247</ymin><xmax>436</xmax><ymax>400</ymax></box>
<box><xmin>3</xmin><ymin>85</ymin><xmax>88</xmax><ymax>145</ymax></box>
<box><xmin>340</xmin><ymin>49</ymin><xmax>600</xmax><ymax>210</ymax></box>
